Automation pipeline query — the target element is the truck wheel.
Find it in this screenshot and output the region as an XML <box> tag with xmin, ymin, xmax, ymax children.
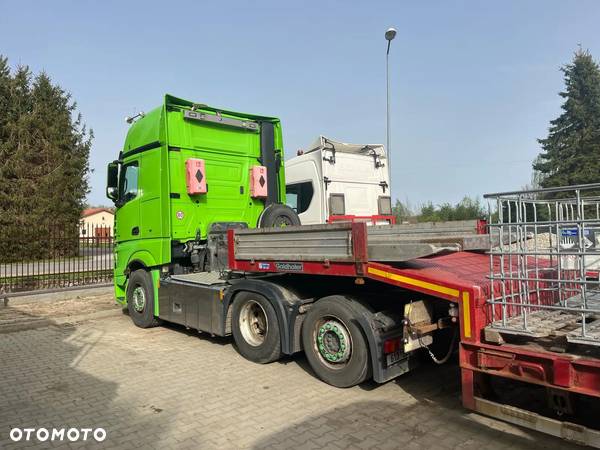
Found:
<box><xmin>126</xmin><ymin>269</ymin><xmax>161</xmax><ymax>328</ymax></box>
<box><xmin>259</xmin><ymin>203</ymin><xmax>301</xmax><ymax>228</ymax></box>
<box><xmin>302</xmin><ymin>295</ymin><xmax>371</xmax><ymax>388</ymax></box>
<box><xmin>232</xmin><ymin>292</ymin><xmax>282</xmax><ymax>363</ymax></box>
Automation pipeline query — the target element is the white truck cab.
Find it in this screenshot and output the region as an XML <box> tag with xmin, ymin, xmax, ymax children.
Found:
<box><xmin>285</xmin><ymin>136</ymin><xmax>394</xmax><ymax>225</ymax></box>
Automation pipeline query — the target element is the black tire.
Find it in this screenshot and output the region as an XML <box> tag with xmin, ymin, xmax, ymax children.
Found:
<box><xmin>259</xmin><ymin>203</ymin><xmax>301</xmax><ymax>228</ymax></box>
<box><xmin>126</xmin><ymin>269</ymin><xmax>161</xmax><ymax>328</ymax></box>
<box><xmin>231</xmin><ymin>291</ymin><xmax>282</xmax><ymax>364</ymax></box>
<box><xmin>302</xmin><ymin>295</ymin><xmax>371</xmax><ymax>388</ymax></box>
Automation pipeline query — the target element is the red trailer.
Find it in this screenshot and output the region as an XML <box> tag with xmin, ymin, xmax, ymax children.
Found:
<box><xmin>224</xmin><ymin>184</ymin><xmax>600</xmax><ymax>447</ymax></box>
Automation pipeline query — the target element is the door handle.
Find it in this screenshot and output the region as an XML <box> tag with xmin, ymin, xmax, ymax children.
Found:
<box><xmin>131</xmin><ymin>226</ymin><xmax>139</xmax><ymax>236</ymax></box>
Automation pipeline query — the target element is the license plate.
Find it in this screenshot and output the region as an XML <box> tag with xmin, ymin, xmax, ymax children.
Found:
<box><xmin>386</xmin><ymin>350</ymin><xmax>403</xmax><ymax>367</ymax></box>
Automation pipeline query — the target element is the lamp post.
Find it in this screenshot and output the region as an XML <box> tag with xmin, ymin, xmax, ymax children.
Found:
<box><xmin>385</xmin><ymin>27</ymin><xmax>396</xmax><ymax>194</ymax></box>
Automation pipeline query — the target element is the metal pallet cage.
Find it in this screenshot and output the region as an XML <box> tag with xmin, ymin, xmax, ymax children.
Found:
<box><xmin>484</xmin><ymin>183</ymin><xmax>600</xmax><ymax>347</ymax></box>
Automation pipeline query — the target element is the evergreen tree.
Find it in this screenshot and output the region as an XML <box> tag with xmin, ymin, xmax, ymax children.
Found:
<box><xmin>0</xmin><ymin>64</ymin><xmax>33</xmax><ymax>258</ymax></box>
<box><xmin>0</xmin><ymin>56</ymin><xmax>10</xmax><ymax>135</ymax></box>
<box><xmin>534</xmin><ymin>48</ymin><xmax>600</xmax><ymax>188</ymax></box>
<box><xmin>0</xmin><ymin>56</ymin><xmax>92</xmax><ymax>261</ymax></box>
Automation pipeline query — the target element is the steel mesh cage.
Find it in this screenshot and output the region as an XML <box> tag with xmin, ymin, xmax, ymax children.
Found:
<box><xmin>484</xmin><ymin>183</ymin><xmax>600</xmax><ymax>346</ymax></box>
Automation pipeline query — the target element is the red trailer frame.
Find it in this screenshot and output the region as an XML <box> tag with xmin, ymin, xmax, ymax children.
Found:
<box><xmin>228</xmin><ymin>223</ymin><xmax>600</xmax><ymax>445</ymax></box>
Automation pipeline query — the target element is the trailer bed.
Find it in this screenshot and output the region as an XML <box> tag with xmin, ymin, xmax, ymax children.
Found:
<box><xmin>231</xmin><ymin>222</ymin><xmax>492</xmax><ymax>264</ymax></box>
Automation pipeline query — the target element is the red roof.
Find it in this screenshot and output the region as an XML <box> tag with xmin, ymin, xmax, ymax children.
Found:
<box><xmin>81</xmin><ymin>208</ymin><xmax>114</xmax><ymax>218</ymax></box>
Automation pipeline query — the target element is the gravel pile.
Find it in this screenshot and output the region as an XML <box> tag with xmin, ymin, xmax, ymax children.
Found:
<box><xmin>493</xmin><ymin>232</ymin><xmax>557</xmax><ymax>254</ymax></box>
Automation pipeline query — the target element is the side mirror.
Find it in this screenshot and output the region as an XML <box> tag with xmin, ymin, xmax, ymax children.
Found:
<box><xmin>106</xmin><ymin>161</ymin><xmax>119</xmax><ymax>201</ymax></box>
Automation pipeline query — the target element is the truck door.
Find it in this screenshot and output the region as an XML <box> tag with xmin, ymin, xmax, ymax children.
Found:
<box><xmin>115</xmin><ymin>160</ymin><xmax>141</xmax><ymax>242</ymax></box>
<box><xmin>139</xmin><ymin>149</ymin><xmax>163</xmax><ymax>240</ymax></box>
<box><xmin>285</xmin><ymin>159</ymin><xmax>323</xmax><ymax>225</ymax></box>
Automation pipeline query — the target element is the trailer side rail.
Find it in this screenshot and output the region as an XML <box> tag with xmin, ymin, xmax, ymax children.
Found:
<box><xmin>228</xmin><ymin>223</ymin><xmax>479</xmax><ymax>340</ymax></box>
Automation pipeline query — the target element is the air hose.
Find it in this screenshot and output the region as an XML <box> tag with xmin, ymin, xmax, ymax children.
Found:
<box><xmin>406</xmin><ymin>316</ymin><xmax>458</xmax><ymax>365</ymax></box>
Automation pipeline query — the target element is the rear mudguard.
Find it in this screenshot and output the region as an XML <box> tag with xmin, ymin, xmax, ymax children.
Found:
<box><xmin>222</xmin><ymin>278</ymin><xmax>311</xmax><ymax>354</ymax></box>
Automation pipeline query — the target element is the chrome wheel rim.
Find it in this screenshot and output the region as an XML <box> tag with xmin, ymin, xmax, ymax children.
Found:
<box><xmin>132</xmin><ymin>286</ymin><xmax>146</xmax><ymax>313</ymax></box>
<box><xmin>239</xmin><ymin>300</ymin><xmax>268</xmax><ymax>346</ymax></box>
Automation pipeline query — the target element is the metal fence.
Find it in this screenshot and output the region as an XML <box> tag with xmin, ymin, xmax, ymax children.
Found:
<box><xmin>0</xmin><ymin>223</ymin><xmax>113</xmax><ymax>295</ymax></box>
<box><xmin>484</xmin><ymin>183</ymin><xmax>600</xmax><ymax>347</ymax></box>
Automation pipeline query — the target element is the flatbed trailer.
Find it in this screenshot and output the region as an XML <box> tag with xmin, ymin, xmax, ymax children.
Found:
<box><xmin>157</xmin><ymin>221</ymin><xmax>491</xmax><ymax>387</ymax></box>
<box><xmin>223</xmin><ymin>198</ymin><xmax>600</xmax><ymax>446</ymax></box>
<box><xmin>151</xmin><ymin>186</ymin><xmax>600</xmax><ymax>447</ymax></box>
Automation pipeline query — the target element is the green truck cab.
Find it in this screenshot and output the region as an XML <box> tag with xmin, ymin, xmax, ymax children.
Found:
<box><xmin>106</xmin><ymin>95</ymin><xmax>298</xmax><ymax>303</ymax></box>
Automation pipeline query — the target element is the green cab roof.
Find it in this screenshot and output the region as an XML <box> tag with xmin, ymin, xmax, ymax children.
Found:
<box><xmin>122</xmin><ymin>94</ymin><xmax>280</xmax><ymax>155</ymax></box>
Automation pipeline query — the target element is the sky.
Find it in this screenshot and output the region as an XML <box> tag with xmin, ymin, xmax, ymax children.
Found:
<box><xmin>1</xmin><ymin>0</ymin><xmax>600</xmax><ymax>209</ymax></box>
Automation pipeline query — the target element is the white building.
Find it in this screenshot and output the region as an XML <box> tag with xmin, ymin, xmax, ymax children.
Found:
<box><xmin>80</xmin><ymin>208</ymin><xmax>114</xmax><ymax>238</ymax></box>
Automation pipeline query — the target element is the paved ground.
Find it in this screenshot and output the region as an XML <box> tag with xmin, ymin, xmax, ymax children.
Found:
<box><xmin>0</xmin><ymin>289</ymin><xmax>585</xmax><ymax>449</ymax></box>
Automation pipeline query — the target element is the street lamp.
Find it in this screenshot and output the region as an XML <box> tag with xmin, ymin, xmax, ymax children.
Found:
<box><xmin>385</xmin><ymin>27</ymin><xmax>396</xmax><ymax>194</ymax></box>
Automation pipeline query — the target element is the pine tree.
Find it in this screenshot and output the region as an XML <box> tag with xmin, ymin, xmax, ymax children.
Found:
<box><xmin>0</xmin><ymin>56</ymin><xmax>10</xmax><ymax>135</ymax></box>
<box><xmin>0</xmin><ymin>56</ymin><xmax>92</xmax><ymax>261</ymax></box>
<box><xmin>0</xmin><ymin>57</ymin><xmax>14</xmax><ymax>258</ymax></box>
<box><xmin>31</xmin><ymin>74</ymin><xmax>92</xmax><ymax>223</ymax></box>
<box><xmin>0</xmin><ymin>64</ymin><xmax>33</xmax><ymax>258</ymax></box>
<box><xmin>533</xmin><ymin>48</ymin><xmax>600</xmax><ymax>188</ymax></box>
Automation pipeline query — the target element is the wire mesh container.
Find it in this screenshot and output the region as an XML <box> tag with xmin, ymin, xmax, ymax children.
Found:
<box><xmin>484</xmin><ymin>183</ymin><xmax>600</xmax><ymax>347</ymax></box>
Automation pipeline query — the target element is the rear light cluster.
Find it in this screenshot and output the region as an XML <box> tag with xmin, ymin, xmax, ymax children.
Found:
<box><xmin>383</xmin><ymin>336</ymin><xmax>404</xmax><ymax>354</ymax></box>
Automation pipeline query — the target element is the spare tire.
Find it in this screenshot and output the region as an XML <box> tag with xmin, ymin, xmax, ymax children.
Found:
<box><xmin>259</xmin><ymin>203</ymin><xmax>301</xmax><ymax>228</ymax></box>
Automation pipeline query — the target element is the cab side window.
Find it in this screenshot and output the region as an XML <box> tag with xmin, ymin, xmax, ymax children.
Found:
<box><xmin>119</xmin><ymin>162</ymin><xmax>139</xmax><ymax>203</ymax></box>
<box><xmin>286</xmin><ymin>182</ymin><xmax>314</xmax><ymax>214</ymax></box>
